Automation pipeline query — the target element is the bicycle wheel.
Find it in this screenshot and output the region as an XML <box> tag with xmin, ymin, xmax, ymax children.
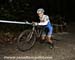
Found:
<box><xmin>17</xmin><ymin>30</ymin><xmax>36</xmax><ymax>52</ymax></box>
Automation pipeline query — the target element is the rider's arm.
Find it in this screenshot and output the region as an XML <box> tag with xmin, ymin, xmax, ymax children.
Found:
<box><xmin>38</xmin><ymin>20</ymin><xmax>49</xmax><ymax>25</ymax></box>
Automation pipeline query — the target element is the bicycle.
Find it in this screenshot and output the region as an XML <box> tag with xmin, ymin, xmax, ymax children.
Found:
<box><xmin>17</xmin><ymin>22</ymin><xmax>46</xmax><ymax>52</ymax></box>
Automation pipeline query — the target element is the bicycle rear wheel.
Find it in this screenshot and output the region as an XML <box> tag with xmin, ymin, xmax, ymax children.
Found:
<box><xmin>17</xmin><ymin>30</ymin><xmax>36</xmax><ymax>52</ymax></box>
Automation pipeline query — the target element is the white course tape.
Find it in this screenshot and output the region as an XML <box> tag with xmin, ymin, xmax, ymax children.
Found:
<box><xmin>0</xmin><ymin>20</ymin><xmax>31</xmax><ymax>25</ymax></box>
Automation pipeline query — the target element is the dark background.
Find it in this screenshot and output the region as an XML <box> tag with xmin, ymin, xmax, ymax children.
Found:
<box><xmin>0</xmin><ymin>0</ymin><xmax>75</xmax><ymax>22</ymax></box>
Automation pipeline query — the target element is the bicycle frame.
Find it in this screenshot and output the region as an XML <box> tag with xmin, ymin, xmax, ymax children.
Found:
<box><xmin>31</xmin><ymin>24</ymin><xmax>44</xmax><ymax>38</ymax></box>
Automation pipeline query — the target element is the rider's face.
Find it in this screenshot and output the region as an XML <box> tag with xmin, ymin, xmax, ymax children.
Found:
<box><xmin>37</xmin><ymin>13</ymin><xmax>43</xmax><ymax>17</ymax></box>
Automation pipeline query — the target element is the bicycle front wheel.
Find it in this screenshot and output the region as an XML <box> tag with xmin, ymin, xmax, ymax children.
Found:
<box><xmin>17</xmin><ymin>30</ymin><xmax>36</xmax><ymax>52</ymax></box>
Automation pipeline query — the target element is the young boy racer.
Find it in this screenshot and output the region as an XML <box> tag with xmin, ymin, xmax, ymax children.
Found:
<box><xmin>34</xmin><ymin>8</ymin><xmax>54</xmax><ymax>48</ymax></box>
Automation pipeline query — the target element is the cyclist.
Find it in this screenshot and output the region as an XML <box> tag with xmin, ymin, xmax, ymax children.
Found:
<box><xmin>34</xmin><ymin>8</ymin><xmax>54</xmax><ymax>48</ymax></box>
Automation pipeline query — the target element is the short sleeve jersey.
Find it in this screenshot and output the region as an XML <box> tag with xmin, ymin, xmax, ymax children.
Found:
<box><xmin>39</xmin><ymin>15</ymin><xmax>52</xmax><ymax>28</ymax></box>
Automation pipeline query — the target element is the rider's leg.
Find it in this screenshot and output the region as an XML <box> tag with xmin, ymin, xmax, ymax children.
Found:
<box><xmin>46</xmin><ymin>35</ymin><xmax>54</xmax><ymax>49</ymax></box>
<box><xmin>39</xmin><ymin>35</ymin><xmax>45</xmax><ymax>43</ymax></box>
<box><xmin>41</xmin><ymin>35</ymin><xmax>46</xmax><ymax>41</ymax></box>
<box><xmin>39</xmin><ymin>31</ymin><xmax>46</xmax><ymax>43</ymax></box>
<box><xmin>46</xmin><ymin>27</ymin><xmax>54</xmax><ymax>48</ymax></box>
<box><xmin>41</xmin><ymin>30</ymin><xmax>46</xmax><ymax>41</ymax></box>
<box><xmin>46</xmin><ymin>35</ymin><xmax>53</xmax><ymax>44</ymax></box>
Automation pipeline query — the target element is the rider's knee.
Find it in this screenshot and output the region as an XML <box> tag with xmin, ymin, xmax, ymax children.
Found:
<box><xmin>41</xmin><ymin>35</ymin><xmax>45</xmax><ymax>40</ymax></box>
<box><xmin>46</xmin><ymin>35</ymin><xmax>52</xmax><ymax>40</ymax></box>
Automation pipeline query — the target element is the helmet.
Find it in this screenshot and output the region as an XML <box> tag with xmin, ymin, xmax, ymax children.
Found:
<box><xmin>37</xmin><ymin>8</ymin><xmax>45</xmax><ymax>14</ymax></box>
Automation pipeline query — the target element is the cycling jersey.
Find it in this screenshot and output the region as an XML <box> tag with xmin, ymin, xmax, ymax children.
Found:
<box><xmin>38</xmin><ymin>15</ymin><xmax>53</xmax><ymax>36</ymax></box>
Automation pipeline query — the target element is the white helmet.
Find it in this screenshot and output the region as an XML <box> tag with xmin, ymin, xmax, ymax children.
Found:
<box><xmin>37</xmin><ymin>8</ymin><xmax>45</xmax><ymax>14</ymax></box>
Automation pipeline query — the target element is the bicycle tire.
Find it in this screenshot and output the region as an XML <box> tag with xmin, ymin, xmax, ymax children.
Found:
<box><xmin>17</xmin><ymin>30</ymin><xmax>36</xmax><ymax>52</ymax></box>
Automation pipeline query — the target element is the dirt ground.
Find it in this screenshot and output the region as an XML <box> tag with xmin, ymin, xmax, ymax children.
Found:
<box><xmin>0</xmin><ymin>23</ymin><xmax>75</xmax><ymax>60</ymax></box>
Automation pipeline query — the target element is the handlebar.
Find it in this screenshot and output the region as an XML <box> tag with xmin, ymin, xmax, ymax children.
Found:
<box><xmin>25</xmin><ymin>21</ymin><xmax>38</xmax><ymax>26</ymax></box>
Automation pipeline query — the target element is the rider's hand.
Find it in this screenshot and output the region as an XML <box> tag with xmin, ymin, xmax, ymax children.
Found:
<box><xmin>34</xmin><ymin>22</ymin><xmax>38</xmax><ymax>25</ymax></box>
<box><xmin>32</xmin><ymin>22</ymin><xmax>38</xmax><ymax>26</ymax></box>
<box><xmin>25</xmin><ymin>21</ymin><xmax>29</xmax><ymax>24</ymax></box>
